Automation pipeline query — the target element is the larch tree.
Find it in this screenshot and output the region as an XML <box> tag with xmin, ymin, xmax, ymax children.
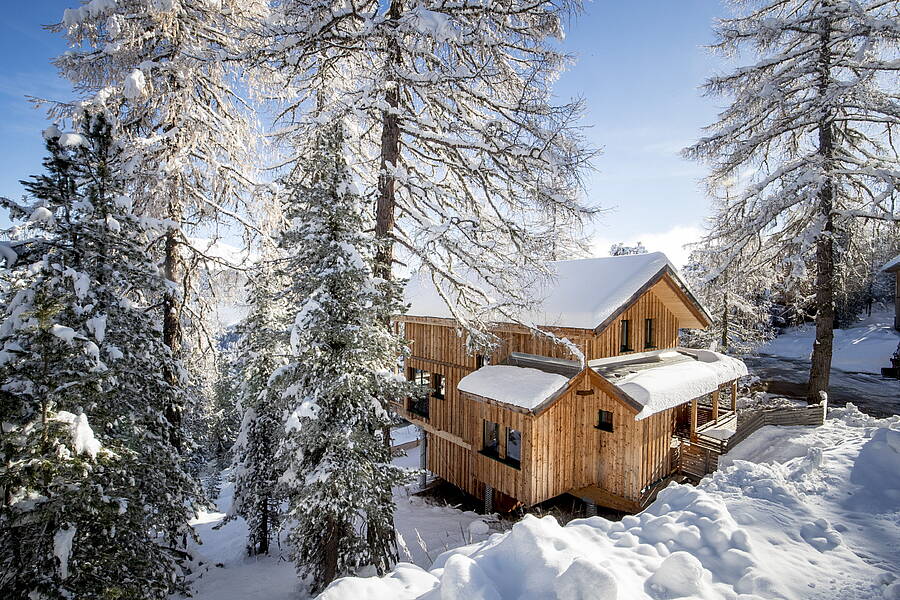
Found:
<box><xmin>275</xmin><ymin>123</ymin><xmax>413</xmax><ymax>592</ymax></box>
<box><xmin>0</xmin><ymin>115</ymin><xmax>198</xmax><ymax>599</ymax></box>
<box><xmin>227</xmin><ymin>240</ymin><xmax>289</xmax><ymax>556</ymax></box>
<box><xmin>260</xmin><ymin>0</ymin><xmax>597</xmax><ymax>343</ymax></box>
<box><xmin>51</xmin><ymin>0</ymin><xmax>267</xmax><ymax>447</ymax></box>
<box><xmin>684</xmin><ymin>0</ymin><xmax>900</xmax><ymax>400</ymax></box>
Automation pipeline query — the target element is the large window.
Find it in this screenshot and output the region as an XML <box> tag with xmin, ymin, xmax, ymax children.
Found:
<box><xmin>506</xmin><ymin>428</ymin><xmax>522</xmax><ymax>468</ymax></box>
<box><xmin>407</xmin><ymin>367</ymin><xmax>431</xmax><ymax>419</ymax></box>
<box><xmin>644</xmin><ymin>318</ymin><xmax>655</xmax><ymax>349</ymax></box>
<box><xmin>620</xmin><ymin>319</ymin><xmax>632</xmax><ymax>352</ymax></box>
<box><xmin>482</xmin><ymin>420</ymin><xmax>500</xmax><ymax>457</ymax></box>
<box><xmin>596</xmin><ymin>410</ymin><xmax>614</xmax><ymax>432</ymax></box>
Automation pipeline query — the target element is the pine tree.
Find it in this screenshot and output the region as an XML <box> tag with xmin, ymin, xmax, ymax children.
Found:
<box><xmin>0</xmin><ymin>115</ymin><xmax>198</xmax><ymax>599</ymax></box>
<box><xmin>684</xmin><ymin>0</ymin><xmax>900</xmax><ymax>400</ymax></box>
<box><xmin>227</xmin><ymin>247</ymin><xmax>289</xmax><ymax>556</ymax></box>
<box><xmin>275</xmin><ymin>123</ymin><xmax>413</xmax><ymax>592</ymax></box>
<box><xmin>52</xmin><ymin>0</ymin><xmax>267</xmax><ymax>446</ymax></box>
<box><xmin>261</xmin><ymin>0</ymin><xmax>597</xmax><ymax>339</ymax></box>
<box><xmin>609</xmin><ymin>241</ymin><xmax>648</xmax><ymax>256</ymax></box>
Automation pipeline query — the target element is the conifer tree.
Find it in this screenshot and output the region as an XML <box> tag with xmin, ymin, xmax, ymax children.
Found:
<box><xmin>275</xmin><ymin>123</ymin><xmax>413</xmax><ymax>592</ymax></box>
<box><xmin>685</xmin><ymin>0</ymin><xmax>900</xmax><ymax>400</ymax></box>
<box><xmin>0</xmin><ymin>115</ymin><xmax>198</xmax><ymax>599</ymax></box>
<box><xmin>227</xmin><ymin>248</ymin><xmax>289</xmax><ymax>556</ymax></box>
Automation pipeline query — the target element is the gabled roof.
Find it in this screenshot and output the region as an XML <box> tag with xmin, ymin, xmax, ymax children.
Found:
<box><xmin>403</xmin><ymin>252</ymin><xmax>711</xmax><ymax>331</ymax></box>
<box><xmin>883</xmin><ymin>254</ymin><xmax>900</xmax><ymax>273</ymax></box>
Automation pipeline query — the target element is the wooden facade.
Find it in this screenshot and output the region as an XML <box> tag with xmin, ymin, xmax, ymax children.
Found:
<box><xmin>394</xmin><ymin>266</ymin><xmax>729</xmax><ymax>512</ymax></box>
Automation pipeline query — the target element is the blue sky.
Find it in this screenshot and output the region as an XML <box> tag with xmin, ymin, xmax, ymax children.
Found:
<box><xmin>0</xmin><ymin>1</ymin><xmax>728</xmax><ymax>265</ymax></box>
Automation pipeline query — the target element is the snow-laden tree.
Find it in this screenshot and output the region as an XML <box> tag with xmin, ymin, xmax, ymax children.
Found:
<box><xmin>0</xmin><ymin>116</ymin><xmax>198</xmax><ymax>598</ymax></box>
<box><xmin>260</xmin><ymin>0</ymin><xmax>597</xmax><ymax>347</ymax></box>
<box><xmin>609</xmin><ymin>241</ymin><xmax>648</xmax><ymax>256</ymax></box>
<box><xmin>52</xmin><ymin>0</ymin><xmax>268</xmax><ymax>444</ymax></box>
<box><xmin>275</xmin><ymin>123</ymin><xmax>413</xmax><ymax>591</ymax></box>
<box><xmin>227</xmin><ymin>245</ymin><xmax>289</xmax><ymax>556</ymax></box>
<box><xmin>682</xmin><ymin>226</ymin><xmax>774</xmax><ymax>354</ymax></box>
<box><xmin>684</xmin><ymin>0</ymin><xmax>900</xmax><ymax>400</ymax></box>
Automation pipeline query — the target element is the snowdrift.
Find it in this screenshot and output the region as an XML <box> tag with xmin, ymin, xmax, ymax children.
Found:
<box><xmin>321</xmin><ymin>405</ymin><xmax>900</xmax><ymax>600</ymax></box>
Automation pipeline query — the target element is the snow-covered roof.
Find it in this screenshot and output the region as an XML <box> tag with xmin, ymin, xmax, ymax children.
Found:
<box><xmin>457</xmin><ymin>365</ymin><xmax>570</xmax><ymax>410</ymax></box>
<box><xmin>882</xmin><ymin>254</ymin><xmax>900</xmax><ymax>272</ymax></box>
<box><xmin>592</xmin><ymin>349</ymin><xmax>748</xmax><ymax>420</ymax></box>
<box><xmin>404</xmin><ymin>253</ymin><xmax>708</xmax><ymax>330</ymax></box>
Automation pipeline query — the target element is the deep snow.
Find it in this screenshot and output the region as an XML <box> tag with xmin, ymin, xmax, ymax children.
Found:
<box><xmin>319</xmin><ymin>404</ymin><xmax>900</xmax><ymax>600</ymax></box>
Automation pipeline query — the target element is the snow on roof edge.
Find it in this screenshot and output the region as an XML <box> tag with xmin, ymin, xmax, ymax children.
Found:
<box><xmin>882</xmin><ymin>254</ymin><xmax>900</xmax><ymax>272</ymax></box>
<box><xmin>457</xmin><ymin>365</ymin><xmax>571</xmax><ymax>411</ymax></box>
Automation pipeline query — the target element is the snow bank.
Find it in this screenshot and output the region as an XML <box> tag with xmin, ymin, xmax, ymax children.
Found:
<box><xmin>457</xmin><ymin>365</ymin><xmax>569</xmax><ymax>409</ymax></box>
<box><xmin>321</xmin><ymin>405</ymin><xmax>899</xmax><ymax>599</ymax></box>
<box><xmin>610</xmin><ymin>350</ymin><xmax>748</xmax><ymax>420</ymax></box>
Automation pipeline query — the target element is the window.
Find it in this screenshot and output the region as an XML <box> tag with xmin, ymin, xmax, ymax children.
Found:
<box><xmin>482</xmin><ymin>420</ymin><xmax>500</xmax><ymax>457</ymax></box>
<box><xmin>596</xmin><ymin>410</ymin><xmax>614</xmax><ymax>432</ymax></box>
<box><xmin>476</xmin><ymin>354</ymin><xmax>490</xmax><ymax>369</ymax></box>
<box><xmin>407</xmin><ymin>368</ymin><xmax>431</xmax><ymax>419</ymax></box>
<box><xmin>432</xmin><ymin>373</ymin><xmax>445</xmax><ymax>399</ymax></box>
<box><xmin>620</xmin><ymin>319</ymin><xmax>632</xmax><ymax>352</ymax></box>
<box><xmin>409</xmin><ymin>367</ymin><xmax>431</xmax><ymax>387</ymax></box>
<box><xmin>644</xmin><ymin>318</ymin><xmax>655</xmax><ymax>349</ymax></box>
<box><xmin>506</xmin><ymin>428</ymin><xmax>522</xmax><ymax>468</ymax></box>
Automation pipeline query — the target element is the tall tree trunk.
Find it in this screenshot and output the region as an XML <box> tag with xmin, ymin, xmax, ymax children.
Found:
<box><xmin>808</xmin><ymin>14</ymin><xmax>835</xmax><ymax>403</ymax></box>
<box><xmin>163</xmin><ymin>202</ymin><xmax>184</xmax><ymax>451</ymax></box>
<box><xmin>367</xmin><ymin>0</ymin><xmax>403</xmax><ymax>576</ymax></box>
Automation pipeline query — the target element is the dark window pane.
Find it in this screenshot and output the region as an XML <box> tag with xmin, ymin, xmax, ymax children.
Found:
<box><xmin>597</xmin><ymin>410</ymin><xmax>614</xmax><ymax>432</ymax></box>
<box><xmin>483</xmin><ymin>420</ymin><xmax>500</xmax><ymax>456</ymax></box>
<box><xmin>620</xmin><ymin>320</ymin><xmax>631</xmax><ymax>352</ymax></box>
<box><xmin>506</xmin><ymin>428</ymin><xmax>522</xmax><ymax>464</ymax></box>
<box><xmin>644</xmin><ymin>318</ymin><xmax>655</xmax><ymax>348</ymax></box>
<box><xmin>432</xmin><ymin>373</ymin><xmax>445</xmax><ymax>399</ymax></box>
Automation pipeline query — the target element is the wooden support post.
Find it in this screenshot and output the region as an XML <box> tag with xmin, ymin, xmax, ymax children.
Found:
<box><xmin>690</xmin><ymin>398</ymin><xmax>698</xmax><ymax>442</ymax></box>
<box><xmin>731</xmin><ymin>381</ymin><xmax>738</xmax><ymax>412</ymax></box>
<box><xmin>711</xmin><ymin>389</ymin><xmax>720</xmax><ymax>424</ymax></box>
<box><xmin>584</xmin><ymin>499</ymin><xmax>597</xmax><ymax>517</ymax></box>
<box><xmin>418</xmin><ymin>427</ymin><xmax>428</xmax><ymax>489</ymax></box>
<box><xmin>484</xmin><ymin>485</ymin><xmax>494</xmax><ymax>514</ymax></box>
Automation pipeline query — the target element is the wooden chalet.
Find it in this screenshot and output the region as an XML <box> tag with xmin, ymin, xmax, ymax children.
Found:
<box><xmin>393</xmin><ymin>253</ymin><xmax>748</xmax><ymax>513</ymax></box>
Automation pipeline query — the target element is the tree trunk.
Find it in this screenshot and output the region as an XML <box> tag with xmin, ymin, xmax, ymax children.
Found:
<box><xmin>162</xmin><ymin>208</ymin><xmax>184</xmax><ymax>452</ymax></box>
<box><xmin>322</xmin><ymin>517</ymin><xmax>340</xmax><ymax>590</ymax></box>
<box><xmin>808</xmin><ymin>14</ymin><xmax>835</xmax><ymax>403</ymax></box>
<box><xmin>258</xmin><ymin>496</ymin><xmax>269</xmax><ymax>555</ymax></box>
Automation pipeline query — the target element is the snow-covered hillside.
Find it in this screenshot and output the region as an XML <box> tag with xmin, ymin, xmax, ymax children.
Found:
<box><xmin>757</xmin><ymin>310</ymin><xmax>898</xmax><ymax>374</ymax></box>
<box><xmin>320</xmin><ymin>405</ymin><xmax>900</xmax><ymax>600</ymax></box>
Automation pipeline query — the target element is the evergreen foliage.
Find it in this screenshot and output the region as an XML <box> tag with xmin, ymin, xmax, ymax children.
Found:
<box><xmin>275</xmin><ymin>123</ymin><xmax>413</xmax><ymax>592</ymax></box>
<box><xmin>227</xmin><ymin>251</ymin><xmax>289</xmax><ymax>556</ymax></box>
<box><xmin>0</xmin><ymin>116</ymin><xmax>198</xmax><ymax>599</ymax></box>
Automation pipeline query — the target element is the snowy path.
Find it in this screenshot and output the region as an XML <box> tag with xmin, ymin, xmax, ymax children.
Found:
<box><xmin>177</xmin><ymin>450</ymin><xmax>491</xmax><ymax>600</ymax></box>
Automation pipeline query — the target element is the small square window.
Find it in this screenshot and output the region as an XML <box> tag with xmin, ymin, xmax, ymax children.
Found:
<box><xmin>476</xmin><ymin>354</ymin><xmax>490</xmax><ymax>369</ymax></box>
<box><xmin>596</xmin><ymin>410</ymin><xmax>614</xmax><ymax>432</ymax></box>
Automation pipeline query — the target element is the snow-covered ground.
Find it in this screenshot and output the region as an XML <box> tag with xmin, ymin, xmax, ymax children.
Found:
<box><xmin>178</xmin><ymin>450</ymin><xmax>493</xmax><ymax>600</ymax></box>
<box><xmin>320</xmin><ymin>404</ymin><xmax>900</xmax><ymax>599</ymax></box>
<box><xmin>757</xmin><ymin>309</ymin><xmax>899</xmax><ymax>375</ymax></box>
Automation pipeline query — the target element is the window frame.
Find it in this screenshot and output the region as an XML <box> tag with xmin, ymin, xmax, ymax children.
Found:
<box><xmin>407</xmin><ymin>367</ymin><xmax>431</xmax><ymax>419</ymax></box>
<box><xmin>476</xmin><ymin>354</ymin><xmax>490</xmax><ymax>369</ymax></box>
<box><xmin>619</xmin><ymin>319</ymin><xmax>633</xmax><ymax>352</ymax></box>
<box><xmin>596</xmin><ymin>409</ymin><xmax>614</xmax><ymax>432</ymax></box>
<box><xmin>644</xmin><ymin>317</ymin><xmax>656</xmax><ymax>349</ymax></box>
